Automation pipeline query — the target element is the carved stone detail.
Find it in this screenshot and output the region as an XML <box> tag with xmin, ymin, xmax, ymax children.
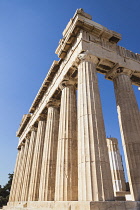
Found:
<box><xmin>46</xmin><ymin>99</ymin><xmax>60</xmax><ymax>108</ymax></box>
<box><xmin>77</xmin><ymin>50</ymin><xmax>99</xmax><ymax>64</ymax></box>
<box><xmin>59</xmin><ymin>77</ymin><xmax>76</xmax><ymax>91</ymax></box>
<box><xmin>25</xmin><ymin>133</ymin><xmax>30</xmax><ymax>140</ymax></box>
<box><xmin>106</xmin><ymin>66</ymin><xmax>133</xmax><ymax>80</ymax></box>
<box><xmin>30</xmin><ymin>125</ymin><xmax>38</xmax><ymax>132</ymax></box>
<box><xmin>37</xmin><ymin>114</ymin><xmax>47</xmax><ymax>122</ymax></box>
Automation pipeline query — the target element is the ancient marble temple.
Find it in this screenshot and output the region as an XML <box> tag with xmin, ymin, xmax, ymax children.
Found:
<box><xmin>5</xmin><ymin>9</ymin><xmax>140</xmax><ymax>210</ymax></box>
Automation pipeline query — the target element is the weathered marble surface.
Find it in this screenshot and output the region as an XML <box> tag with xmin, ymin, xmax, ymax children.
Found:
<box><xmin>78</xmin><ymin>54</ymin><xmax>114</xmax><ymax>201</ymax></box>
<box><xmin>55</xmin><ymin>81</ymin><xmax>78</xmax><ymax>201</ymax></box>
<box><xmin>113</xmin><ymin>72</ymin><xmax>140</xmax><ymax>201</ymax></box>
<box><xmin>4</xmin><ymin>201</ymin><xmax>140</xmax><ymax>210</ymax></box>
<box><xmin>39</xmin><ymin>104</ymin><xmax>59</xmax><ymax>201</ymax></box>
<box><xmin>107</xmin><ymin>138</ymin><xmax>126</xmax><ymax>195</ymax></box>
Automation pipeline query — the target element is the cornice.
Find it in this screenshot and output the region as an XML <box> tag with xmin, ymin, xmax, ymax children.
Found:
<box><xmin>16</xmin><ymin>114</ymin><xmax>31</xmax><ymax>137</ymax></box>
<box><xmin>29</xmin><ymin>60</ymin><xmax>60</xmax><ymax>113</ymax></box>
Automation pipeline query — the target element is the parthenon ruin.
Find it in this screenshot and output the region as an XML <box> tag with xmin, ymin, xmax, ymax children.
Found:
<box><xmin>5</xmin><ymin>9</ymin><xmax>140</xmax><ymax>210</ymax></box>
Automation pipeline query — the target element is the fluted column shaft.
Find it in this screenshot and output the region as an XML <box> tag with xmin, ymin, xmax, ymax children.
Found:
<box><xmin>55</xmin><ymin>82</ymin><xmax>78</xmax><ymax>201</ymax></box>
<box><xmin>113</xmin><ymin>73</ymin><xmax>140</xmax><ymax>201</ymax></box>
<box><xmin>15</xmin><ymin>138</ymin><xmax>30</xmax><ymax>201</ymax></box>
<box><xmin>12</xmin><ymin>144</ymin><xmax>25</xmax><ymax>201</ymax></box>
<box><xmin>78</xmin><ymin>53</ymin><xmax>114</xmax><ymax>201</ymax></box>
<box><xmin>39</xmin><ymin>103</ymin><xmax>59</xmax><ymax>201</ymax></box>
<box><xmin>9</xmin><ymin>149</ymin><xmax>21</xmax><ymax>202</ymax></box>
<box><xmin>21</xmin><ymin>127</ymin><xmax>37</xmax><ymax>201</ymax></box>
<box><xmin>28</xmin><ymin>117</ymin><xmax>46</xmax><ymax>201</ymax></box>
<box><xmin>107</xmin><ymin>138</ymin><xmax>126</xmax><ymax>194</ymax></box>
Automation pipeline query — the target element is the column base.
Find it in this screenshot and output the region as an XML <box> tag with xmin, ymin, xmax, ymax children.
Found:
<box><xmin>4</xmin><ymin>201</ymin><xmax>140</xmax><ymax>210</ymax></box>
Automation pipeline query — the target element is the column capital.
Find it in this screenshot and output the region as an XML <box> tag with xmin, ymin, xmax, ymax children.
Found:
<box><xmin>106</xmin><ymin>65</ymin><xmax>133</xmax><ymax>80</ymax></box>
<box><xmin>59</xmin><ymin>77</ymin><xmax>76</xmax><ymax>91</ymax></box>
<box><xmin>37</xmin><ymin>114</ymin><xmax>47</xmax><ymax>122</ymax></box>
<box><xmin>46</xmin><ymin>99</ymin><xmax>60</xmax><ymax>108</ymax></box>
<box><xmin>77</xmin><ymin>50</ymin><xmax>99</xmax><ymax>64</ymax></box>
<box><xmin>30</xmin><ymin>125</ymin><xmax>37</xmax><ymax>132</ymax></box>
<box><xmin>25</xmin><ymin>133</ymin><xmax>30</xmax><ymax>140</ymax></box>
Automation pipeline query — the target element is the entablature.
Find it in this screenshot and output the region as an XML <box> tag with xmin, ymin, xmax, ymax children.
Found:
<box><xmin>27</xmin><ymin>9</ymin><xmax>140</xmax><ymax>117</ymax></box>
<box><xmin>17</xmin><ymin>9</ymin><xmax>140</xmax><ymax>145</ymax></box>
<box><xmin>56</xmin><ymin>9</ymin><xmax>121</xmax><ymax>59</ymax></box>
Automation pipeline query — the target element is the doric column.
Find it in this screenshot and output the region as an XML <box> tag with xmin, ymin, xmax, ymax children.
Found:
<box><xmin>39</xmin><ymin>100</ymin><xmax>59</xmax><ymax>201</ymax></box>
<box><xmin>14</xmin><ymin>137</ymin><xmax>30</xmax><ymax>201</ymax></box>
<box><xmin>55</xmin><ymin>79</ymin><xmax>78</xmax><ymax>201</ymax></box>
<box><xmin>77</xmin><ymin>51</ymin><xmax>114</xmax><ymax>201</ymax></box>
<box><xmin>9</xmin><ymin>148</ymin><xmax>21</xmax><ymax>202</ymax></box>
<box><xmin>28</xmin><ymin>115</ymin><xmax>46</xmax><ymax>201</ymax></box>
<box><xmin>106</xmin><ymin>138</ymin><xmax>126</xmax><ymax>195</ymax></box>
<box><xmin>12</xmin><ymin>144</ymin><xmax>25</xmax><ymax>201</ymax></box>
<box><xmin>108</xmin><ymin>67</ymin><xmax>140</xmax><ymax>201</ymax></box>
<box><xmin>21</xmin><ymin>126</ymin><xmax>37</xmax><ymax>201</ymax></box>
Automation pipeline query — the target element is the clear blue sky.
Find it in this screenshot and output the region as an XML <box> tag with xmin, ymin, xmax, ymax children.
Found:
<box><xmin>0</xmin><ymin>0</ymin><xmax>140</xmax><ymax>186</ymax></box>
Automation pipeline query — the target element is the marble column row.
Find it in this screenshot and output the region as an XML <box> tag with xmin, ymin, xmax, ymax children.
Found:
<box><xmin>9</xmin><ymin>54</ymin><xmax>115</xmax><ymax>203</ymax></box>
<box><xmin>9</xmin><ymin>80</ymin><xmax>79</xmax><ymax>202</ymax></box>
<box><xmin>77</xmin><ymin>52</ymin><xmax>140</xmax><ymax>201</ymax></box>
<box><xmin>9</xmin><ymin>52</ymin><xmax>140</xmax><ymax>203</ymax></box>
